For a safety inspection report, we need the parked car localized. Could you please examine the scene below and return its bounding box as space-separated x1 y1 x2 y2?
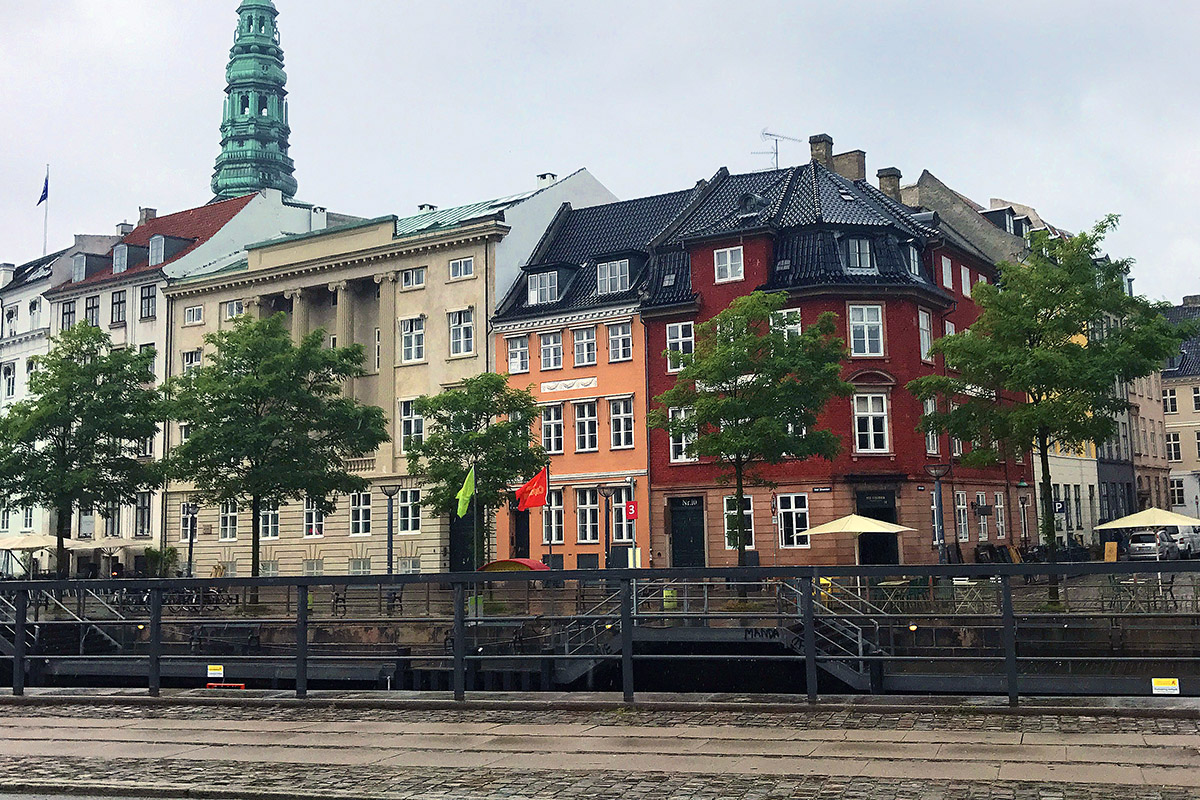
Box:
1128 531 1181 561
1165 526 1200 559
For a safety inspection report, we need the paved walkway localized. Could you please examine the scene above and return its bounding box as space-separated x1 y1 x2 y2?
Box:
2 695 1200 798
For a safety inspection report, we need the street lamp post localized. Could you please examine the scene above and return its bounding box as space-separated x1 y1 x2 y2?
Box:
182 500 198 578
924 464 952 565
381 484 401 576
597 485 616 568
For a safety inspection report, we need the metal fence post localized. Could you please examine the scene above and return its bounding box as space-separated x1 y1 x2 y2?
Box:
148 588 162 697
12 590 27 696
802 574 818 703
1001 575 1018 707
295 584 308 699
620 577 634 703
453 582 466 701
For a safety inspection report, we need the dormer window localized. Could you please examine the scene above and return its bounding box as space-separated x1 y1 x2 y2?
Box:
846 238 875 274
113 245 128 274
149 236 165 267
907 244 921 277
714 246 744 283
72 254 86 283
597 259 630 295
528 272 558 305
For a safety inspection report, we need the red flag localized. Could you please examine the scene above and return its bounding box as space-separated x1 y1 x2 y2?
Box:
515 467 549 511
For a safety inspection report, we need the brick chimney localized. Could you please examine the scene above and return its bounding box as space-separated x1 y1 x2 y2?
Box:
809 134 833 168
832 150 866 181
138 207 156 226
116 222 134 236
1184 295 1200 307
877 167 902 201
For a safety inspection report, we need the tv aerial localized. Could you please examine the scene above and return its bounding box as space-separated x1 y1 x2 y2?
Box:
753 129 806 170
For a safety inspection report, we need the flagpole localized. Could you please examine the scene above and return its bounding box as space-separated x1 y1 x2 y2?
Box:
42 164 49 256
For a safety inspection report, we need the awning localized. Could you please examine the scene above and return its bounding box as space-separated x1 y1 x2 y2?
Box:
478 558 551 572
1094 508 1200 531
802 514 916 537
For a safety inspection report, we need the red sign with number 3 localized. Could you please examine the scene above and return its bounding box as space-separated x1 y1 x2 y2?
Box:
625 501 638 520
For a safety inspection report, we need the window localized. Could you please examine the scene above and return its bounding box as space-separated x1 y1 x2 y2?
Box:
72 254 85 283
846 238 874 273
941 256 953 288
22 506 34 531
350 491 372 535
400 317 425 362
113 245 128 274
668 407 696 463
302 559 324 577
448 309 473 356
224 300 244 320
111 290 126 325
135 492 152 537
184 305 204 325
259 561 279 578
543 489 564 544
541 405 563 453
219 560 238 579
1167 432 1181 462
257 499 279 539
304 498 324 537
666 322 694 372
992 492 1005 539
1164 388 1178 414
976 492 989 540
401 267 426 289
397 489 421 533
772 309 802 339
138 434 154 458
1074 484 1082 530
848 305 883 356
609 397 634 449
611 486 634 543
149 235 165 266
778 493 810 548
853 394 889 453
723 495 754 549
61 301 75 329
540 332 563 370
0 507 8 530
507 335 529 373
918 309 933 361
101 501 121 537
1062 484 1073 530
573 327 597 366
449 257 474 280
374 327 381 370
179 423 191 441
955 491 969 542
527 272 558 305
182 349 201 373
1193 386 1199 411
1 363 14 399
924 397 939 454
84 296 100 326
1171 478 1186 506
348 558 372 576
907 244 922 276
961 266 972 297
219 500 238 541
399 400 423 451
574 401 598 452
576 489 599 543
714 246 744 283
944 320 956 337
597 259 630 294
396 557 421 574
607 322 632 362
140 286 156 319
1195 429 1200 459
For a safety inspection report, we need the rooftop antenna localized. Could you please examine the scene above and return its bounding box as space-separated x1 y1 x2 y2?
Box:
753 129 806 170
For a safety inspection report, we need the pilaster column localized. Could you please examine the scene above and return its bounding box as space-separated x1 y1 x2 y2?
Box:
374 272 398 469
329 281 355 399
245 295 266 320
285 288 307 341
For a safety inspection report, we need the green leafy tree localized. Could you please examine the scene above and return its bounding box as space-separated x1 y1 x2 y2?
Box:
167 314 389 579
909 217 1192 593
0 324 164 577
650 291 852 565
406 372 546 570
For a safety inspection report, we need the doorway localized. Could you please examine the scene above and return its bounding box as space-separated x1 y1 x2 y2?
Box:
448 513 474 572
668 496 706 567
512 509 530 560
856 490 897 523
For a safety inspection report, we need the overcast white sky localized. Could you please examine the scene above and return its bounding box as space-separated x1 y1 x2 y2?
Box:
2 1 1197 301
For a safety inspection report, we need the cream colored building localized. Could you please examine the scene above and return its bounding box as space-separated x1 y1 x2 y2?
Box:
163 172 615 577
1163 303 1200 516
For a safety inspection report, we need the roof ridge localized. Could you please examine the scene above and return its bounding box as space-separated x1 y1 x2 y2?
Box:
809 161 823 222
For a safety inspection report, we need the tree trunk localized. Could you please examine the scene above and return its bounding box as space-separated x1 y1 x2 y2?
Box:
1036 432 1060 604
250 494 261 605
55 503 71 580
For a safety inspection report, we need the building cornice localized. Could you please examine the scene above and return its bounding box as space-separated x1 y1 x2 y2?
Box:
0 327 49 349
46 270 164 303
493 304 639 334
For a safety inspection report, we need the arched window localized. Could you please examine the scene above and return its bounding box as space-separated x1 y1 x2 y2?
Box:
259 98 269 117
240 94 250 116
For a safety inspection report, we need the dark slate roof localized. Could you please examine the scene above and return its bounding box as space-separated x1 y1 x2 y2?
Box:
763 230 949 298
641 250 694 308
1163 304 1200 378
2 248 68 294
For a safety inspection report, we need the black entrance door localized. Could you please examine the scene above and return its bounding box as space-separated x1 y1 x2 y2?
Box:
449 513 474 572
856 490 900 565
669 496 706 567
512 509 530 559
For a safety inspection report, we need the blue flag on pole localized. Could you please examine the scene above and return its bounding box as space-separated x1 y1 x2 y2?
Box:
37 174 48 206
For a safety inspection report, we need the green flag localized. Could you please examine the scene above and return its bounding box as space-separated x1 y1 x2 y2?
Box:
456 466 475 518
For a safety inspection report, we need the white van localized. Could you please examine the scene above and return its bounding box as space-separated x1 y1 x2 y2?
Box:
1163 526 1200 559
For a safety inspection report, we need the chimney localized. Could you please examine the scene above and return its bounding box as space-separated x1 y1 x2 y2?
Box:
832 150 866 181
877 167 902 201
417 203 438 213
536 172 558 190
116 221 134 236
1184 295 1200 307
138 207 156 226
809 133 833 168
0 264 13 289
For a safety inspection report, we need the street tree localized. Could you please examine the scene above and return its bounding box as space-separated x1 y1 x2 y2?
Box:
0 323 164 577
909 217 1192 589
405 372 546 569
167 313 389 579
649 291 852 565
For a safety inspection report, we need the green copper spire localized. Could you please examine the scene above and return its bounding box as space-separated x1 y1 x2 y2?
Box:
211 0 298 199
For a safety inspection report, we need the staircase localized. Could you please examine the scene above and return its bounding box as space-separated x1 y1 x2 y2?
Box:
778 579 888 691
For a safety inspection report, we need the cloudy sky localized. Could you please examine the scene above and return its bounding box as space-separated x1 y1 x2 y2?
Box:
2 1 1197 301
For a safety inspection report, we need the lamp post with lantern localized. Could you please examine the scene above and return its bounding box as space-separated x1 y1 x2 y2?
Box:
597 485 616 568
381 484 401 575
924 463 951 564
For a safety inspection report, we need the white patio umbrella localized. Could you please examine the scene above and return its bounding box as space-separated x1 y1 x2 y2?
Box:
1094 508 1200 530
802 514 916 537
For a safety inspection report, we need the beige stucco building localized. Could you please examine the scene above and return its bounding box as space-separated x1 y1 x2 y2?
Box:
1163 300 1200 516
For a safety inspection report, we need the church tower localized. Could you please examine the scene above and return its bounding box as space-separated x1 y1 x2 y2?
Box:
211 0 298 199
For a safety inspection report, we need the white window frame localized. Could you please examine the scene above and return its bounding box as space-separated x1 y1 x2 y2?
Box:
772 309 802 339
541 405 564 454
714 246 744 283
597 259 630 295
113 245 128 274
1171 478 1186 506
1167 432 1181 462
540 331 563 370
941 256 953 289
401 267 426 289
182 349 202 374
348 557 372 576
1 363 14 399
944 320 956 337
576 489 599 543
666 322 694 373
449 256 474 280
178 509 197 546
611 486 635 543
374 327 381 370
22 506 34 531
955 491 969 542
400 316 425 363
924 397 939 455
848 304 884 357
778 493 810 548
918 308 933 362
573 326 597 367
853 393 889 453
350 491 372 535
219 500 238 541
723 495 754 549
574 400 598 453
994 492 1006 540
304 497 324 537
507 335 529 373
224 300 245 320
607 322 633 362
260 499 279 540
395 556 421 574
184 305 204 325
527 272 558 305
149 235 165 267
977 491 989 541
302 558 324 577
668 407 697 463
609 397 635 450
397 489 421 533
846 238 874 273
399 399 423 452
908 244 921 276
1164 388 1178 414
543 489 564 545
448 309 474 356
961 266 973 297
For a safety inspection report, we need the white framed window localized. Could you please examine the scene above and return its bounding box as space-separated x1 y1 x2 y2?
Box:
219 500 238 541
182 349 201 374
139 286 156 319
219 560 238 579
507 335 529 373
611 486 635 543
71 254 86 283
918 309 933 361
540 331 563 370
1192 386 1200 411
723 495 754 549
950 402 963 456
304 497 324 537
399 399 424 451
0 507 8 531
84 296 100 326
259 560 279 577
977 491 989 541
396 556 421 574
401 267 426 289
961 266 972 297
449 257 474 280
714 246 744 283
573 327 597 366
179 423 191 441
848 305 883 356
1 363 14 399
133 493 151 537
349 557 372 576
541 405 564 453
994 492 1006 539
778 493 810 548
853 393 889 453
184 305 204 325
111 290 126 325
597 259 630 294
1164 388 1178 414
113 245 128 274
955 491 969 542
22 506 34 531
527 272 558 305
941 256 953 288
224 300 245 320
350 491 372 535
448 310 473 356
303 558 324 577
666 322 694 372
1171 478 1186 506
149 235 165 266
908 244 921 276
397 489 421 533
103 501 121 537
924 397 939 455
668 407 697 463
61 300 76 329
576 489 599 543
400 316 425 363
772 309 802 339
179 503 198 542
260 499 279 540
609 397 634 449
1167 432 1181 462
543 489 564 545
846 238 874 273
374 327 381 370
607 322 633 362
574 400 598 452
944 320 956 337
